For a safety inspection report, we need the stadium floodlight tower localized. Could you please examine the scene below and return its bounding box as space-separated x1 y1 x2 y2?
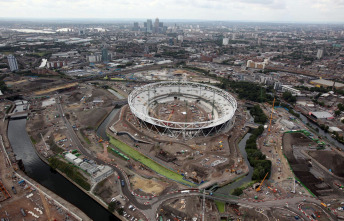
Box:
128 81 237 140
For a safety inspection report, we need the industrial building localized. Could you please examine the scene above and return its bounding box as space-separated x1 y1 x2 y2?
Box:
281 85 301 96
310 111 334 120
310 79 344 89
91 166 114 183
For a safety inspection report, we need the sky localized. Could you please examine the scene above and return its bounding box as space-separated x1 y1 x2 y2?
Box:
1 0 344 23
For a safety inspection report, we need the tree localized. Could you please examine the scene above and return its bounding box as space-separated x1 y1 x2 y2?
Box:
108 202 118 212
232 188 243 196
116 208 124 215
282 91 296 103
335 110 341 117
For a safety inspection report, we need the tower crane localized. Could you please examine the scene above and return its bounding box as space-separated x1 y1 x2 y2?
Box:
268 98 276 132
256 172 269 192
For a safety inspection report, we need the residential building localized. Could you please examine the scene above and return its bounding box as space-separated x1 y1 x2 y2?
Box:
7 54 18 72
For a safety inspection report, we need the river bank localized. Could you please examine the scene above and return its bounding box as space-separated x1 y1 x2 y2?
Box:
0 131 91 221
6 117 119 221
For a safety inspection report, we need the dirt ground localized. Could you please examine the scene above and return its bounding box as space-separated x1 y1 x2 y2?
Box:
77 107 111 128
308 150 344 178
152 100 209 123
111 104 247 186
282 133 331 196
301 203 331 221
160 196 219 221
92 174 119 203
130 175 167 195
34 83 78 95
268 207 301 221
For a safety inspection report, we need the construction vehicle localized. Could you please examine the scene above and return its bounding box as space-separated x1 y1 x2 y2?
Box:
256 172 269 192
321 202 327 208
233 208 241 216
268 186 277 193
268 98 275 132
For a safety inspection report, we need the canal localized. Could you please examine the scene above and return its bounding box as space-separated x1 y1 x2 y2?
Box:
7 118 119 221
215 132 254 194
96 108 120 141
298 113 344 150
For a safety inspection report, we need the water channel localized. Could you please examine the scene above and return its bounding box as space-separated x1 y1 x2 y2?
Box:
215 132 254 194
298 113 344 150
7 118 119 221
96 108 120 141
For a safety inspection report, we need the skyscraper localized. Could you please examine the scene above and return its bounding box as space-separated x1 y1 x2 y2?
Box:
133 22 139 31
146 19 153 33
222 38 229 46
7 54 18 72
154 18 159 33
102 48 109 62
317 49 324 59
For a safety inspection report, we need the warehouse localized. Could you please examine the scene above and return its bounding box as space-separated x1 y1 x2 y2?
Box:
310 111 334 120
310 79 344 89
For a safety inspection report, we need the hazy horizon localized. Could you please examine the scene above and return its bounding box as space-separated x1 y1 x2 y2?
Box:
1 0 344 24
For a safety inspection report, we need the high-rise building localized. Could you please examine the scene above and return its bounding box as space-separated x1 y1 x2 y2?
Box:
146 19 153 33
154 18 159 33
7 54 18 72
102 48 109 62
133 22 139 31
317 49 324 59
258 38 262 45
232 33 236 40
222 38 229 46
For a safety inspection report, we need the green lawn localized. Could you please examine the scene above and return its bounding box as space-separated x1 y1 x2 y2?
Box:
215 201 225 213
108 135 196 187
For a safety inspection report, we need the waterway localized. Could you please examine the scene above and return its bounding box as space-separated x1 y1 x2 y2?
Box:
215 132 254 194
298 114 344 150
7 118 119 221
97 108 120 141
108 89 125 100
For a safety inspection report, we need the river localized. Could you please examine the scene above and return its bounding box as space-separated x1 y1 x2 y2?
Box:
298 114 344 150
7 118 119 221
215 132 253 194
97 108 120 141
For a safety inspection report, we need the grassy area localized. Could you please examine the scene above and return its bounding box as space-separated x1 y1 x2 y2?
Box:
30 136 37 144
80 129 91 144
108 135 196 187
230 180 256 195
215 201 225 213
48 157 90 191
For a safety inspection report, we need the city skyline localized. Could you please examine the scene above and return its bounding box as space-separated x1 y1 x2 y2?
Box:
1 0 344 23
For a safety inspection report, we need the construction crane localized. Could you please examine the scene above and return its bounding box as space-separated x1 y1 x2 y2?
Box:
167 109 174 121
202 190 205 221
268 98 275 132
256 172 269 192
0 180 11 200
37 185 52 220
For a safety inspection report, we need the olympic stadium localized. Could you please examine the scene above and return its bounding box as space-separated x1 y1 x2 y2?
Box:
128 81 237 139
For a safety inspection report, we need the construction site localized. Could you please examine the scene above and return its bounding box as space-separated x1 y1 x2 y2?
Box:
3 68 344 221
